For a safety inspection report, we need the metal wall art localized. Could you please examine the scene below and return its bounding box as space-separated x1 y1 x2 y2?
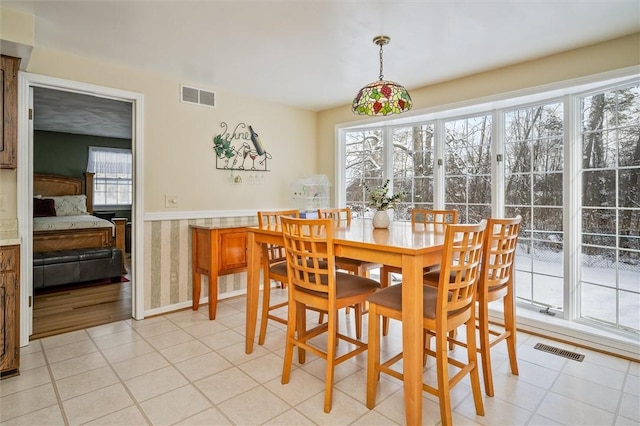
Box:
213 122 272 171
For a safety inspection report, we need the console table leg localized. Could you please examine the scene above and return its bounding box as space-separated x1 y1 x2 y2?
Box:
192 272 201 311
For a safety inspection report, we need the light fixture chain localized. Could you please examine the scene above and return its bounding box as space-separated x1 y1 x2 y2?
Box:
378 43 384 81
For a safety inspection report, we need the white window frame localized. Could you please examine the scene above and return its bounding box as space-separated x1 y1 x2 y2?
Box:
337 68 640 343
86 146 133 209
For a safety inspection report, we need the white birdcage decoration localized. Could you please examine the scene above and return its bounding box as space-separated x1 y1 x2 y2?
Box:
291 175 331 213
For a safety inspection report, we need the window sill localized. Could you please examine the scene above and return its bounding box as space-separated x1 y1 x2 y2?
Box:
489 305 639 361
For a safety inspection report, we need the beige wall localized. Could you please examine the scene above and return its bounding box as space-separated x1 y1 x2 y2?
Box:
317 33 640 186
0 7 34 46
18 48 317 214
1 5 318 218
1 8 320 311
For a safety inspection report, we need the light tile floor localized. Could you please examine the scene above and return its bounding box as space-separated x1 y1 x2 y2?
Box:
1 289 638 425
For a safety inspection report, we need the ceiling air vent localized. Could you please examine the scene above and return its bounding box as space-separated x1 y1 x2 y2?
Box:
181 85 216 108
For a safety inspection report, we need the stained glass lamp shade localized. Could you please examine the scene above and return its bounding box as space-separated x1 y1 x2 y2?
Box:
352 36 412 116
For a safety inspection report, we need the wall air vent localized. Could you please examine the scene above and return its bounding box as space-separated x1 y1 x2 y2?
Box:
181 84 216 108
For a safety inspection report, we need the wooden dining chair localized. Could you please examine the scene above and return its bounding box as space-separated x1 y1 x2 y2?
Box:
425 216 522 396
378 208 458 335
317 207 382 338
280 217 380 413
477 216 521 396
256 209 299 345
366 221 486 426
318 207 382 278
380 208 458 285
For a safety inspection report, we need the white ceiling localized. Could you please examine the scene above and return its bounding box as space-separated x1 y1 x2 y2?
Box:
5 0 640 138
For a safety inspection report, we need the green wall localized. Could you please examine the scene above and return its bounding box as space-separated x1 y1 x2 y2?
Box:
34 130 131 178
34 131 132 220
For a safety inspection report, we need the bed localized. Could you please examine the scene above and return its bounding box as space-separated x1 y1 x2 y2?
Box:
33 172 126 254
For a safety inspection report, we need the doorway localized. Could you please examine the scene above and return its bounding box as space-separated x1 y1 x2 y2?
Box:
17 73 145 345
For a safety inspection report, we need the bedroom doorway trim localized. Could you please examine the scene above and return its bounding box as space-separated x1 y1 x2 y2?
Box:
17 72 145 346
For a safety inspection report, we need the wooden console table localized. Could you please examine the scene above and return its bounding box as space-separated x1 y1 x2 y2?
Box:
191 225 249 319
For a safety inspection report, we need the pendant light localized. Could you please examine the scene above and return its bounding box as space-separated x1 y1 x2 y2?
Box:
352 35 412 116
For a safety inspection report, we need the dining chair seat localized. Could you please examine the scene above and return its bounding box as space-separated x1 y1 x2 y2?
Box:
268 261 288 276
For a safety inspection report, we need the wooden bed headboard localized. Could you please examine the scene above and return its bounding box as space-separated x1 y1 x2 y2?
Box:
33 172 95 214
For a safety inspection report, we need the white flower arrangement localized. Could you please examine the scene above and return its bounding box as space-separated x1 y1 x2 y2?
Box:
364 179 404 211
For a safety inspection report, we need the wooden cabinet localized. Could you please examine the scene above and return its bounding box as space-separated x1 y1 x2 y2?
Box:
1 55 21 169
218 229 248 272
1 245 20 378
191 226 248 320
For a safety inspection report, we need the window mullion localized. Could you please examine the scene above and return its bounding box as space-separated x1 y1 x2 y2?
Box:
335 129 346 208
564 93 581 321
493 110 505 217
433 119 445 209
383 126 395 218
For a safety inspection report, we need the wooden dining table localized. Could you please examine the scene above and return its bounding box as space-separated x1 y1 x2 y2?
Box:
244 218 447 425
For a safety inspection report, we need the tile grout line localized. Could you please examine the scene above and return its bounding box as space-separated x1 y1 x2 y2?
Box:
84 322 155 425
41 337 72 426
140 313 238 425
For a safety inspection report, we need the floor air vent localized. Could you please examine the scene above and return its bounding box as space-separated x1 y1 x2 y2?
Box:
534 343 585 362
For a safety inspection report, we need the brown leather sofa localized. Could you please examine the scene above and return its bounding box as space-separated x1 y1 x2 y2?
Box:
33 247 123 290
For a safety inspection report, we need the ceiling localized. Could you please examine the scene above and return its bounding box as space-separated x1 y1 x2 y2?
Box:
5 0 640 139
33 87 133 139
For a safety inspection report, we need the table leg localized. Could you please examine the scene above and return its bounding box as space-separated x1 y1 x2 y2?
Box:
245 231 260 354
207 271 218 319
192 230 201 311
192 271 201 311
402 254 423 425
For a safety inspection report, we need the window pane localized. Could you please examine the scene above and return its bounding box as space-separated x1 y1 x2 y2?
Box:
582 208 617 247
619 290 640 331
504 101 564 312
581 246 617 287
582 129 617 169
581 283 617 324
392 124 435 221
619 170 640 208
345 129 384 216
87 146 132 207
444 114 492 225
580 83 640 333
505 174 530 206
582 170 616 207
533 137 564 172
533 172 562 206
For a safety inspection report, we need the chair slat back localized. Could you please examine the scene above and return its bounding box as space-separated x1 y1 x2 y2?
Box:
438 221 486 314
258 209 299 227
411 209 458 226
281 217 335 296
317 208 352 226
257 209 300 263
481 216 521 295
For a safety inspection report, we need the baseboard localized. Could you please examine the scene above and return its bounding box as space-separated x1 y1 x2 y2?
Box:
143 288 248 318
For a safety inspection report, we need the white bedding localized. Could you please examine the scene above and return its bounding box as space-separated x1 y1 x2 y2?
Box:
33 215 115 235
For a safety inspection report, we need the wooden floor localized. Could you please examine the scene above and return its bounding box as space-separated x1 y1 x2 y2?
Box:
31 256 132 340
